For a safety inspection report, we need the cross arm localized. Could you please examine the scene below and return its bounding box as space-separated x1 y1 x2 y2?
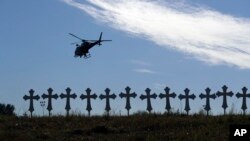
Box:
151 93 157 99
52 94 59 99
171 93 177 98
80 94 85 100
71 93 77 99
99 94 106 100
159 93 165 99
178 95 185 100
110 94 116 99
42 93 47 99
140 95 147 100
216 91 223 97
210 94 216 99
228 91 234 97
235 92 250 98
131 92 137 98
34 95 40 100
23 95 29 100
199 93 206 99
119 92 125 98
190 94 196 99
236 92 242 98
92 93 97 99
60 93 66 98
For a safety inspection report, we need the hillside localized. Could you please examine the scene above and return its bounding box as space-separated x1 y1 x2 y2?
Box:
0 114 250 141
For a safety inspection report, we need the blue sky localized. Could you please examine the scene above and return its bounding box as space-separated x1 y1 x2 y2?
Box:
1 0 250 116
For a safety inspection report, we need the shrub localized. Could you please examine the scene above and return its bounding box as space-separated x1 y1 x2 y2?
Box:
0 103 15 116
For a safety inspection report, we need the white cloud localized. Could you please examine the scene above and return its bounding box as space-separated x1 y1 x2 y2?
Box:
133 68 156 74
64 0 250 69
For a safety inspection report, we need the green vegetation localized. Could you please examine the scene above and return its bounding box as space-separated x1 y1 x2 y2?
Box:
1 112 250 141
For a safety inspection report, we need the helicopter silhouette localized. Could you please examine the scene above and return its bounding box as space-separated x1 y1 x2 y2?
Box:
69 32 112 58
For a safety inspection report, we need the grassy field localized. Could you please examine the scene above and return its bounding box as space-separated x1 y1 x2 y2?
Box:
1 113 250 141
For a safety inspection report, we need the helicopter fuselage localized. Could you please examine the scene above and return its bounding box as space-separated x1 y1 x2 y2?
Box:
74 41 100 58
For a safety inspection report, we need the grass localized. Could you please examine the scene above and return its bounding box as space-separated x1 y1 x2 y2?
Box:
1 113 250 141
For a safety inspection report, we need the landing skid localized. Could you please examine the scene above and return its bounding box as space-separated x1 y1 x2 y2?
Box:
84 54 91 59
74 54 91 59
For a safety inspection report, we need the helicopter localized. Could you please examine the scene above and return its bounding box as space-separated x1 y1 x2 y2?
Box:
69 32 112 58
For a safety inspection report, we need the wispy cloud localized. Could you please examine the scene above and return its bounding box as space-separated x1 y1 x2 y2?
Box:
133 68 156 74
130 60 156 74
64 0 250 69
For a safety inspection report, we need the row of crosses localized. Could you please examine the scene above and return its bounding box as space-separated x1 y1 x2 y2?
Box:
23 85 250 117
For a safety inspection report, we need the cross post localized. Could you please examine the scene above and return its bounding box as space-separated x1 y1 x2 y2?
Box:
199 87 216 116
60 87 77 117
23 89 40 118
178 88 196 115
140 88 157 113
80 88 97 117
42 88 58 117
99 88 116 116
119 86 137 116
236 87 250 115
159 87 176 113
216 85 233 115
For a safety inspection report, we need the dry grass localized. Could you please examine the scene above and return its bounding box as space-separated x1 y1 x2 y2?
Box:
1 113 250 141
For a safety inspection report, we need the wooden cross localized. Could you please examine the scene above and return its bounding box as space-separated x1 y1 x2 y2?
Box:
80 88 97 117
216 85 233 115
42 88 58 117
23 89 40 117
236 87 250 115
159 87 176 113
99 88 116 116
199 87 216 116
178 88 196 115
119 86 137 116
140 88 157 113
60 87 77 117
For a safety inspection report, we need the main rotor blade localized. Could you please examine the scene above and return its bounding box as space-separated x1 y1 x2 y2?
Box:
86 40 99 42
71 41 81 45
69 33 85 41
101 40 112 42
